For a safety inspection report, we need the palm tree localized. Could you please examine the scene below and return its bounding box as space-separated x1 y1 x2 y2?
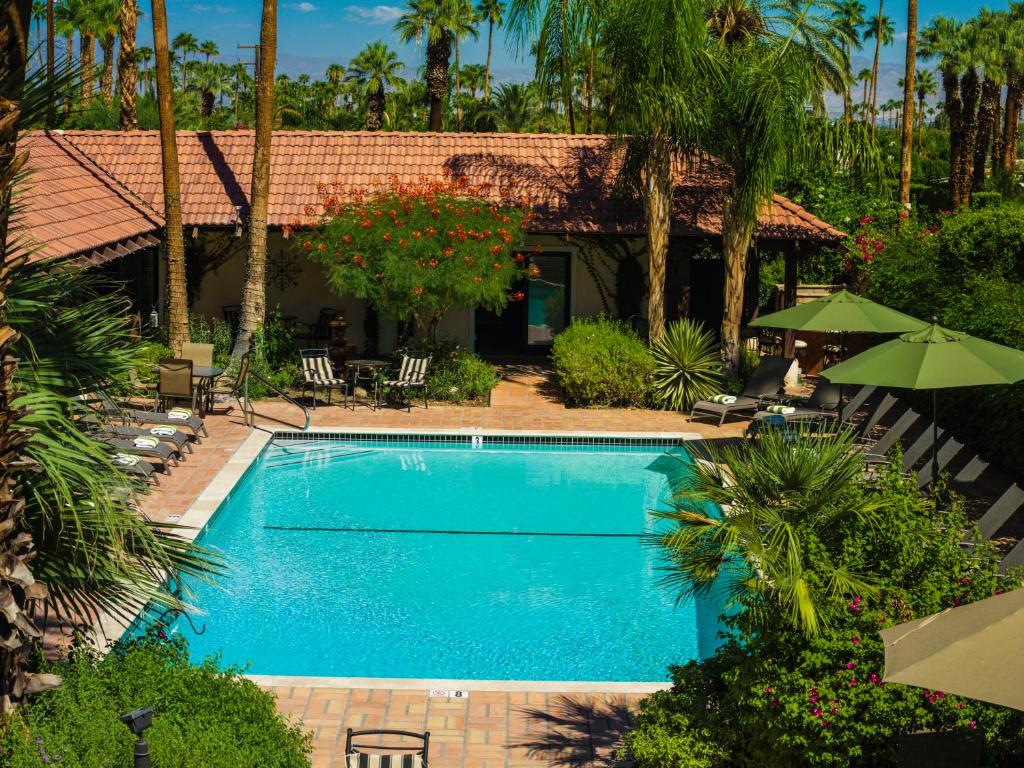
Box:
348 41 403 130
136 44 152 95
857 66 872 115
914 67 936 149
920 16 962 201
190 61 228 117
395 0 461 131
971 10 1007 193
117 0 138 128
651 430 878 638
151 0 189 349
897 0 917 205
0 0 63 711
863 11 894 136
46 0 54 120
952 20 983 206
449 0 478 128
997 5 1024 182
491 81 534 130
233 0 277 358
605 0 705 341
461 62 487 99
94 0 119 103
476 0 503 99
171 30 197 91
67 0 98 104
834 0 866 123
53 0 76 112
199 39 219 63
32 1 45 68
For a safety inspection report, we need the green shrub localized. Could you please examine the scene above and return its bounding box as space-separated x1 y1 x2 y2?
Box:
424 345 499 403
551 316 654 407
650 319 722 410
970 191 1003 209
0 632 311 768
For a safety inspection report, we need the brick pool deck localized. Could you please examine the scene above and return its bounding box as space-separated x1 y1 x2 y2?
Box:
135 367 742 767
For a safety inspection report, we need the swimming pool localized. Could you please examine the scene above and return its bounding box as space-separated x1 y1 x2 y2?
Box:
160 434 723 682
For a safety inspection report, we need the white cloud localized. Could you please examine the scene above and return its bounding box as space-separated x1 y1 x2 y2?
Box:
189 3 235 13
344 4 403 24
285 2 319 12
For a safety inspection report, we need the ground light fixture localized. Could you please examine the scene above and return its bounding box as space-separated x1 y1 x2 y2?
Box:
119 707 154 768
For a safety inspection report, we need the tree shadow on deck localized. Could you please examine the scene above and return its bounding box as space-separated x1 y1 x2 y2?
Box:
509 695 637 768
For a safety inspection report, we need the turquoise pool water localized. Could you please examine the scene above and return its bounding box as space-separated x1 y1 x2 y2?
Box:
161 437 723 681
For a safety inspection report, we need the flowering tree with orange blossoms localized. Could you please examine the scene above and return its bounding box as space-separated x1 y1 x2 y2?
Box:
299 175 533 343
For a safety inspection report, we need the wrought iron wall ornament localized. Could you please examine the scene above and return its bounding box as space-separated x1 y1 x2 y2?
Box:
267 248 303 291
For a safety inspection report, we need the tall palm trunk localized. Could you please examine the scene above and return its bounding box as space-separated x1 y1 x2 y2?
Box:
425 33 449 131
99 32 114 103
720 193 756 379
843 41 853 123
0 0 61 713
45 0 53 122
79 31 94 104
990 90 1002 178
898 0 916 205
942 66 964 207
972 76 999 192
484 18 493 100
861 77 869 119
117 0 137 129
642 134 670 341
62 32 71 114
233 0 277 358
868 0 883 136
957 67 981 207
151 0 188 350
917 91 925 150
453 36 461 129
1000 76 1021 179
367 86 384 130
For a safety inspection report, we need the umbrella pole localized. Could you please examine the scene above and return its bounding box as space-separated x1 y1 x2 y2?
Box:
932 389 939 488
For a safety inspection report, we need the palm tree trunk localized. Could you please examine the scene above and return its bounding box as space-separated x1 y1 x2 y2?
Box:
454 36 461 129
990 90 1002 179
585 37 595 133
118 0 137 129
425 33 449 131
80 31 94 104
150 0 188 350
45 0 53 122
62 32 71 114
367 86 383 130
0 0 61 713
898 0 916 205
869 0 883 136
972 76 998 192
957 67 981 207
233 0 277 358
917 92 924 150
642 134 670 341
484 19 493 100
100 32 115 103
942 66 963 208
861 78 869 120
843 42 852 124
720 195 756 379
1000 77 1021 179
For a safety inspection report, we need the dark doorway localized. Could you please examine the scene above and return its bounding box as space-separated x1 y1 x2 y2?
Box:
475 251 572 355
689 251 724 333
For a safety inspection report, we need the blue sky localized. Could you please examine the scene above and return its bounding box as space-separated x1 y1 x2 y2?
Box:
141 0 1011 98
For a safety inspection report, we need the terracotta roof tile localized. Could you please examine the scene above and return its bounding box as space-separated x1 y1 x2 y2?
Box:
15 132 163 263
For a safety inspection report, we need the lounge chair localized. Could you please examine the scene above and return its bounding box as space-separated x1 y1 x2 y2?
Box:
101 436 180 473
345 729 430 768
689 356 794 426
382 354 431 411
95 390 208 440
110 452 160 486
102 423 193 455
750 380 841 427
300 348 350 409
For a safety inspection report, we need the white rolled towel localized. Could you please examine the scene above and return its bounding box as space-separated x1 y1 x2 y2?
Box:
710 394 737 404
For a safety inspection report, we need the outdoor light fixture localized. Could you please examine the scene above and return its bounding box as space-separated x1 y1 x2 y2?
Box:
234 205 244 237
191 226 199 239
120 707 154 768
148 307 159 330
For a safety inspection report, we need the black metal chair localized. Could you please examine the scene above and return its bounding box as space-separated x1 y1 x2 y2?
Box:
297 307 340 347
300 348 350 409
222 305 242 334
345 728 430 768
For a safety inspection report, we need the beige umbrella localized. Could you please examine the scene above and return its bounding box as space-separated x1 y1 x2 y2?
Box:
880 589 1024 710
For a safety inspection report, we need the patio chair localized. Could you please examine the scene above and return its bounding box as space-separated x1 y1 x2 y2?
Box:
95 390 208 440
382 354 431 412
749 380 841 429
157 358 200 413
110 451 160 486
209 352 249 412
101 436 178 474
300 348 350 409
689 356 794 427
296 308 339 348
95 421 193 455
178 342 214 368
345 729 430 768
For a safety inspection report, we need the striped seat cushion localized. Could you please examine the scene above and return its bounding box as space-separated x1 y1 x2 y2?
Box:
346 753 423 768
302 353 344 384
384 355 430 387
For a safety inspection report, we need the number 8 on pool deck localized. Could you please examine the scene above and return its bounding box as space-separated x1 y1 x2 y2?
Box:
429 690 469 698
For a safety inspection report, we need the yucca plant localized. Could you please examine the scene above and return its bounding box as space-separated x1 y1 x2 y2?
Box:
650 318 723 411
650 429 881 637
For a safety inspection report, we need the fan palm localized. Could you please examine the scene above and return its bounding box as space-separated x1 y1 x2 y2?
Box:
93 0 118 103
650 429 879 637
171 30 197 90
833 0 865 122
862 11 894 135
395 0 463 131
198 39 219 62
970 10 1007 193
189 61 228 117
914 67 936 149
491 81 535 130
897 0 917 204
476 0 503 98
348 41 404 130
448 0 478 127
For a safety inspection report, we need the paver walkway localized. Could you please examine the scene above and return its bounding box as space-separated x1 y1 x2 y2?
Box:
130 364 737 765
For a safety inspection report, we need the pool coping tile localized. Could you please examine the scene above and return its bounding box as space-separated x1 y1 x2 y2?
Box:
247 674 672 694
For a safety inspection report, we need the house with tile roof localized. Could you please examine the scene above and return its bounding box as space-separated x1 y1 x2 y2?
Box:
17 129 843 354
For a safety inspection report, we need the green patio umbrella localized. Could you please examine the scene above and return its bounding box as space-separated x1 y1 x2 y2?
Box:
750 289 927 405
823 321 1024 485
749 289 928 335
880 589 1024 710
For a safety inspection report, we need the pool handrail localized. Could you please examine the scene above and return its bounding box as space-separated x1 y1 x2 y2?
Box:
242 370 311 432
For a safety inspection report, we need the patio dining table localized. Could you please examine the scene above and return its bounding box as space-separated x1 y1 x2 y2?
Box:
153 364 224 416
345 359 389 408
